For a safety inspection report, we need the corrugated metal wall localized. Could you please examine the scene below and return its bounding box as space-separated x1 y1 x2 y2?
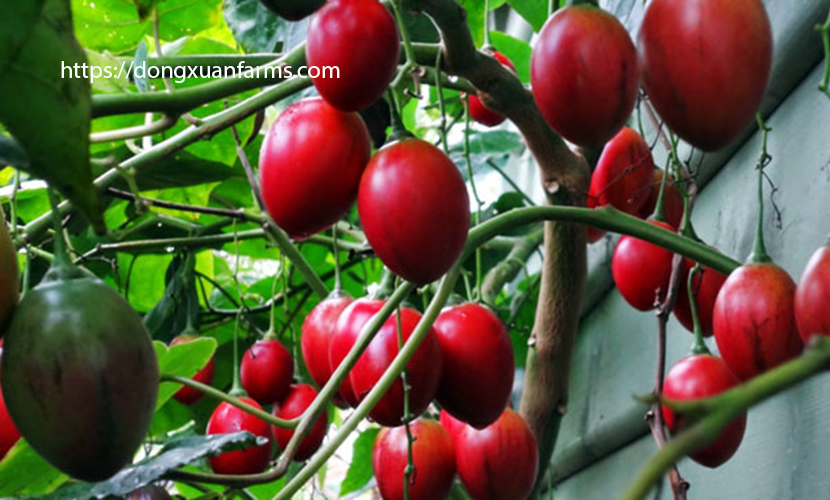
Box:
548 1 830 498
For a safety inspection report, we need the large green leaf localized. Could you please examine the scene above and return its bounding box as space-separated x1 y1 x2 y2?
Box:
38 432 263 500
458 0 486 48
508 0 549 32
72 0 224 53
0 0 102 230
155 337 218 409
339 427 380 496
0 441 66 497
490 31 532 84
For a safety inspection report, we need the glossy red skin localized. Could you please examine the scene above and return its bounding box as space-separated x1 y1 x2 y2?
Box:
587 127 655 242
301 294 353 397
272 384 327 461
329 298 384 407
795 246 830 342
638 170 685 229
674 259 727 338
467 52 517 127
306 0 400 111
170 334 215 405
531 6 639 149
713 263 803 381
373 420 456 500
638 0 772 151
455 409 539 500
612 221 684 311
350 305 442 426
439 409 465 444
240 339 294 405
0 351 21 459
260 98 371 239
207 398 272 475
662 354 746 467
358 139 470 285
433 303 514 429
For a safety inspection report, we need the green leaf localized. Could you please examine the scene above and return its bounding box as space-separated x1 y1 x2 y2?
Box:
0 136 29 171
73 0 223 53
143 253 200 341
39 433 263 500
339 427 380 496
0 0 103 231
458 0 486 47
84 49 133 93
507 0 549 32
155 337 217 410
490 31 532 84
223 0 309 53
0 440 67 497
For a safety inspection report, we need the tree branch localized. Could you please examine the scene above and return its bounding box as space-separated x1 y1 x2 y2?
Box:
481 228 544 305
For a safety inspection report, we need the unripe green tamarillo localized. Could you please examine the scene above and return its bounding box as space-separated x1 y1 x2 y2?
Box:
0 204 19 332
1 264 158 481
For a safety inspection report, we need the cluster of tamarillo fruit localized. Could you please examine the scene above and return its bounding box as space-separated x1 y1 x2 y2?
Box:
172 296 537 499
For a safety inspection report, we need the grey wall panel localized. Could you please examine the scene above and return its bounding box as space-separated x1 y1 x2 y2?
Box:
550 54 830 491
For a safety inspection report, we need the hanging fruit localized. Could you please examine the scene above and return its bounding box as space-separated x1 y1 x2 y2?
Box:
531 5 639 148
358 138 470 285
638 0 773 150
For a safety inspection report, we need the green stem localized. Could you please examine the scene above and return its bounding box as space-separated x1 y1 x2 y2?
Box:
391 0 417 66
650 159 670 223
91 44 307 117
261 218 329 299
463 98 484 301
45 189 70 268
332 226 343 291
396 293 415 500
749 115 773 264
624 337 830 500
25 76 312 243
483 0 491 47
468 205 740 275
687 265 709 355
818 8 830 98
434 50 451 156
160 374 296 428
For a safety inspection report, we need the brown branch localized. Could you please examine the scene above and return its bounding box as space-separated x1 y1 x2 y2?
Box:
647 251 690 500
410 1 590 494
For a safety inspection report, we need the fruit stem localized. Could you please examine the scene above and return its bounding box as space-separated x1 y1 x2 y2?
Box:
375 268 397 300
386 90 412 141
817 8 830 99
160 374 298 428
463 98 484 301
230 310 245 397
749 115 772 264
263 258 283 341
391 0 417 71
45 187 71 268
395 282 416 500
434 50 451 155
649 159 670 223
332 226 343 292
687 265 710 356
